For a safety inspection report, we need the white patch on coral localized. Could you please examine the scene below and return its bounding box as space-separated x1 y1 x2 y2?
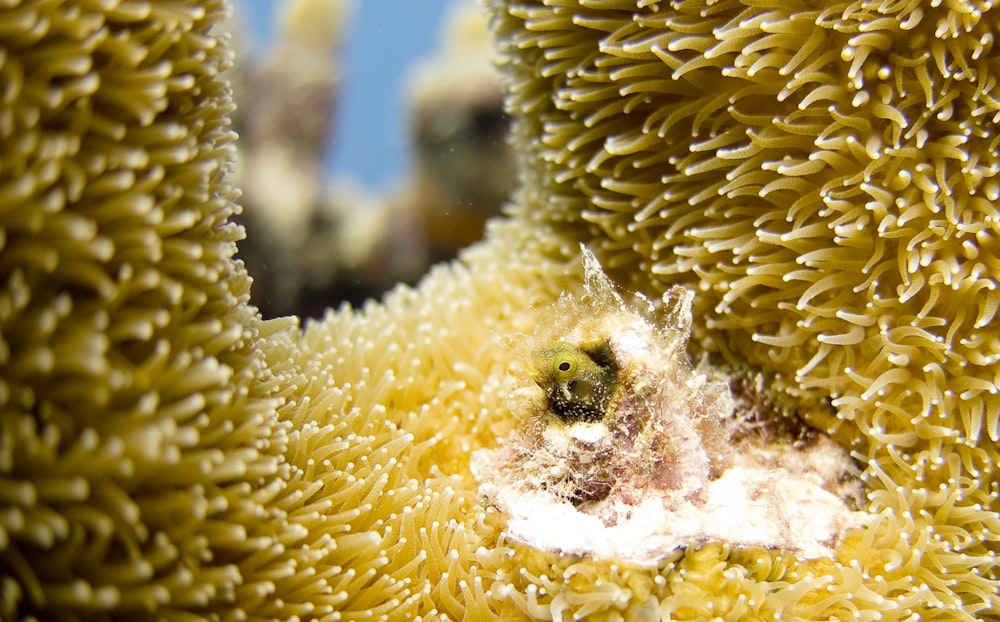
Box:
560 422 607 445
473 248 865 566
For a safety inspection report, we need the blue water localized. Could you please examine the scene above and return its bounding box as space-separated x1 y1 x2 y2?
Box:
236 1 454 190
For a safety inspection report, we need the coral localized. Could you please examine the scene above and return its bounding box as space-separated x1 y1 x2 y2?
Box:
2 0 1000 621
0 0 287 616
480 0 1000 617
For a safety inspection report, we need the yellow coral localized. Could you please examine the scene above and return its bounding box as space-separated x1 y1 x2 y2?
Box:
481 0 1000 617
0 0 311 617
2 0 1000 620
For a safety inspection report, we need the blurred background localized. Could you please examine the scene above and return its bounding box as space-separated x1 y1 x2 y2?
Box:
230 0 516 318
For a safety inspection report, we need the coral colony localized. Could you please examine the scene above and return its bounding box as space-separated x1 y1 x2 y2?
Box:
3 0 1000 619
475 250 864 565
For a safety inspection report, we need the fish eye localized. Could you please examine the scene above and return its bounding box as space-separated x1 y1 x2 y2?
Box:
555 357 577 376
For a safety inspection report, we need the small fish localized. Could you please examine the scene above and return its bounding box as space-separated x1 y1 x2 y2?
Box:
532 341 618 422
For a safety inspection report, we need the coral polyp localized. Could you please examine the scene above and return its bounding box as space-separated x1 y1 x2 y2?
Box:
474 249 864 565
